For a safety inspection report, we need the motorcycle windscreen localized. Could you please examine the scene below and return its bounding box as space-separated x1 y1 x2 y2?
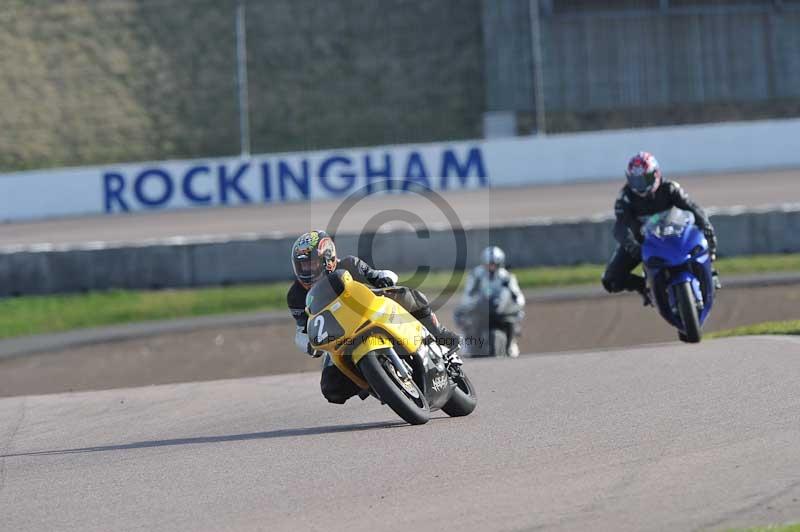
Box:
642 208 695 240
306 271 346 315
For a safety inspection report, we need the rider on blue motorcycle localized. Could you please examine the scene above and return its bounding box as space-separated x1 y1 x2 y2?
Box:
602 152 720 305
287 230 462 404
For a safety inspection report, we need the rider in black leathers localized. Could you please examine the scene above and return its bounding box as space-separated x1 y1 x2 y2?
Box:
287 230 461 404
602 152 719 304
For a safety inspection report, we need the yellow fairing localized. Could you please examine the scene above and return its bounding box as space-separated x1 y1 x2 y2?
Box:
330 353 370 389
350 335 394 364
308 271 425 389
329 334 393 390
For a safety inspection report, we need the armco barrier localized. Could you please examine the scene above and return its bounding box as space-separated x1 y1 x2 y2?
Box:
1 207 799 296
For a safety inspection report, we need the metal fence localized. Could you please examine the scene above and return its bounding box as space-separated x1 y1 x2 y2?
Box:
487 0 800 134
1 0 799 172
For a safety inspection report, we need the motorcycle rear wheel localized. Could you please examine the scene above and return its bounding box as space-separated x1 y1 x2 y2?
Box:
676 281 702 343
358 348 430 425
442 370 477 417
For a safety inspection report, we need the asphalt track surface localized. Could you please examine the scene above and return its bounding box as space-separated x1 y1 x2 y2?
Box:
2 169 799 248
2 336 800 532
2 169 799 531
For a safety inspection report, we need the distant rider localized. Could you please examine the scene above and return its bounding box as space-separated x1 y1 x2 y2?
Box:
455 246 525 357
602 152 720 305
287 230 462 404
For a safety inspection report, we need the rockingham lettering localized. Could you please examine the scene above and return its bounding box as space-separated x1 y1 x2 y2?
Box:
101 146 488 213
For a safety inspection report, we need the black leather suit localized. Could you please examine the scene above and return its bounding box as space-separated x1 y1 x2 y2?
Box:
602 180 717 294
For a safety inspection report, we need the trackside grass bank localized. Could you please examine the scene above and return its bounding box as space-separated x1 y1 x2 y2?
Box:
709 320 800 338
1 253 800 340
728 524 800 532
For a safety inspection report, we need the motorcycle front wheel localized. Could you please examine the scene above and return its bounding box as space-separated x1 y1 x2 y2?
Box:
676 281 702 343
358 348 430 425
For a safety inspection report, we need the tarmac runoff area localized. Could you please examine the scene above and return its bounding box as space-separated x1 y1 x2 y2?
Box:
1 274 799 398
1 336 799 532
1 169 799 248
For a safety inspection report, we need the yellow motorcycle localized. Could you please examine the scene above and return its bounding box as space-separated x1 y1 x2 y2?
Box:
306 270 477 425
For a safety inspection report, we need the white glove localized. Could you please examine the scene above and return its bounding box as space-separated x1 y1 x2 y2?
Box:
294 327 310 354
372 269 398 288
295 326 325 357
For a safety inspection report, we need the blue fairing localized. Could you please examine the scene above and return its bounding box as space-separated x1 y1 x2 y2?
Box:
641 209 715 332
642 222 706 268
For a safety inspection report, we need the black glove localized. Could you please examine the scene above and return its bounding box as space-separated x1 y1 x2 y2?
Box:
306 343 323 358
623 240 642 258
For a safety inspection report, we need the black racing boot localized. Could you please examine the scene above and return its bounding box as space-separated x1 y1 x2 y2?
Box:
418 313 463 365
627 275 652 307
637 286 653 307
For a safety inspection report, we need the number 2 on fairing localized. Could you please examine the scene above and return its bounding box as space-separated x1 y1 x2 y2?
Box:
314 314 328 342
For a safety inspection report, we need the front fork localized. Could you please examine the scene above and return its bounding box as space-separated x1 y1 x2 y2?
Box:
647 269 704 316
667 276 704 316
386 348 412 380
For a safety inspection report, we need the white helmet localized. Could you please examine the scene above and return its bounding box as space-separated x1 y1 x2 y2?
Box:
481 246 505 270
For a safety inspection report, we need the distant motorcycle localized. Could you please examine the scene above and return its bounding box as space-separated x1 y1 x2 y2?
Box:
455 284 522 357
641 208 716 343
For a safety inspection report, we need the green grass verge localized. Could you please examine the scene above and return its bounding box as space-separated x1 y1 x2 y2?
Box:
728 524 800 532
709 320 800 339
1 253 800 341
0 285 287 340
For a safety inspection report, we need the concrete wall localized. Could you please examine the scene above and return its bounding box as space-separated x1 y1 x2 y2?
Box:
3 207 800 296
5 118 800 221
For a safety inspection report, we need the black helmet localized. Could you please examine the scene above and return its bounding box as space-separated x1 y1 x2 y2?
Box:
291 230 338 287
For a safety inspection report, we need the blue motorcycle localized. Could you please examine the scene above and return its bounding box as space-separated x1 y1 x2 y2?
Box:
641 208 715 343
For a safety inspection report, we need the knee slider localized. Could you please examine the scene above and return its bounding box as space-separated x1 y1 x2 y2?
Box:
602 273 621 293
320 379 350 404
322 391 350 405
